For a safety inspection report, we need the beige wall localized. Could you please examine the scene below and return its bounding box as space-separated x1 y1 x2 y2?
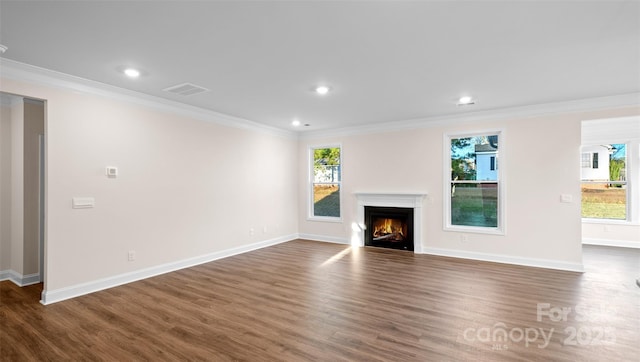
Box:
0 77 299 294
0 99 12 271
583 222 640 247
10 96 24 275
298 107 640 268
23 99 45 276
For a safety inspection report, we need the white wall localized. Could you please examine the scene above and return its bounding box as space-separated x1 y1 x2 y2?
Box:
298 107 640 270
0 77 299 301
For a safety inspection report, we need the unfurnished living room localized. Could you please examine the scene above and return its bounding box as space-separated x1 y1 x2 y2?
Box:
0 1 639 361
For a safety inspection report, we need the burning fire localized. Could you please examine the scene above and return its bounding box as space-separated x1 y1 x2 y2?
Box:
372 218 406 241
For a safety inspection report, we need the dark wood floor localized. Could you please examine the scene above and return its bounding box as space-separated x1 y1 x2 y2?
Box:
1 240 639 361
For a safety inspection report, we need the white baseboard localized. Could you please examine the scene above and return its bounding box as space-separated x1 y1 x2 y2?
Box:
297 235 584 272
582 238 640 249
41 234 297 305
21 273 41 286
297 233 350 245
0 270 41 286
298 234 584 272
422 247 585 272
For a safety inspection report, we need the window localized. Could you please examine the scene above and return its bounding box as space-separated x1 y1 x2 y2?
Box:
581 144 627 220
445 131 504 233
310 146 341 219
581 153 591 168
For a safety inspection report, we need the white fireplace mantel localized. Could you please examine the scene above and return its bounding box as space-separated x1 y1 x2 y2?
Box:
354 192 427 253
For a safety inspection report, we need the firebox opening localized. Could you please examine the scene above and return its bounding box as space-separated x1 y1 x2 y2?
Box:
372 218 407 242
364 206 414 251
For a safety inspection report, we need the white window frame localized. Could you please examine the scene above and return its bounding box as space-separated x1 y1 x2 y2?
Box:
308 144 343 222
581 142 638 224
443 130 506 235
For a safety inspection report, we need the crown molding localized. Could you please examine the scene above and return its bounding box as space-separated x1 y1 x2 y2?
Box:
299 93 640 140
0 58 296 139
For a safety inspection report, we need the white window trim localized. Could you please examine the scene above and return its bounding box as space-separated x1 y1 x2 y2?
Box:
307 144 343 222
443 129 506 235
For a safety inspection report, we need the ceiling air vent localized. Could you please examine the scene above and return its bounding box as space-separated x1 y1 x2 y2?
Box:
163 83 210 96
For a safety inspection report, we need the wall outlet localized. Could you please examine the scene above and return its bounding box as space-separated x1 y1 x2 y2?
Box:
460 234 469 243
263 226 268 234
127 250 136 261
105 166 118 178
560 194 573 203
250 228 255 236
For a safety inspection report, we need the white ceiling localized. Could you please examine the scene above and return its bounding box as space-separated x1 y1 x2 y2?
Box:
1 1 638 132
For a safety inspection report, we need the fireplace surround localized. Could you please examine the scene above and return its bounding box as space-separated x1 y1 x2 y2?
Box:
354 193 426 253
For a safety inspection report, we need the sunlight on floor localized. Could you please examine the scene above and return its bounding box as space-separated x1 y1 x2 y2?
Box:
320 246 361 267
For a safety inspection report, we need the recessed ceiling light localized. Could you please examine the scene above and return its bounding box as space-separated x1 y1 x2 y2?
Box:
315 86 330 95
292 120 301 127
124 68 140 78
457 96 475 106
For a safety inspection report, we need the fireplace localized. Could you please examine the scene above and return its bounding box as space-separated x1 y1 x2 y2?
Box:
364 206 414 251
355 192 426 253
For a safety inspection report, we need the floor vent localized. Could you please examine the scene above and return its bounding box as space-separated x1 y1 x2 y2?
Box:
163 83 210 96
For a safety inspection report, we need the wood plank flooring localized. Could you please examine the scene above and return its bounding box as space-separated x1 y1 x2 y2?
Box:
1 240 639 361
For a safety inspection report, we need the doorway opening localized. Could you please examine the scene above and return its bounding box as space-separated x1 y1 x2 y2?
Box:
0 92 46 298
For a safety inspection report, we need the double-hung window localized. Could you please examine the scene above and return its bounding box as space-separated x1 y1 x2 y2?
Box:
581 153 592 168
309 146 341 220
445 131 504 234
581 144 628 220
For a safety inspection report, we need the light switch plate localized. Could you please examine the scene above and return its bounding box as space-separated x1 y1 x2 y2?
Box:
106 166 118 177
560 194 573 203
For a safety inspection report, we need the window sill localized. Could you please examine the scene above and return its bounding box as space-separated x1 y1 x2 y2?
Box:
307 216 343 223
444 225 505 236
582 219 639 226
